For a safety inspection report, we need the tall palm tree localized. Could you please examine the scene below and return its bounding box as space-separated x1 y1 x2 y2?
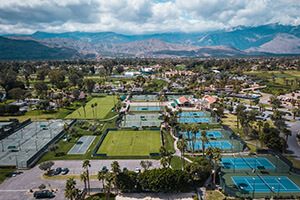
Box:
177 138 187 169
111 161 121 193
82 160 91 195
283 128 292 152
212 148 222 185
105 172 114 200
91 103 95 118
82 101 87 118
65 178 79 200
200 130 208 156
97 171 106 192
80 171 88 192
94 102 98 118
191 124 198 154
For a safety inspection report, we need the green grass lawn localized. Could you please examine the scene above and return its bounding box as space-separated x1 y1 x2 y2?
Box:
170 156 182 170
245 70 300 95
97 130 161 156
205 190 225 200
163 131 175 153
66 96 117 119
0 168 15 184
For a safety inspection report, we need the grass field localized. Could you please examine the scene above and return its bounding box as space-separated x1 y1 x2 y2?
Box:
97 130 161 156
66 96 117 119
245 70 300 95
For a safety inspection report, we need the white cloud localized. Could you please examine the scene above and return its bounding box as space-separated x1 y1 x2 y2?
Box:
0 0 299 34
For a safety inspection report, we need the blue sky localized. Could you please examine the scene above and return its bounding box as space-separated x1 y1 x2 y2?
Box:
0 0 299 34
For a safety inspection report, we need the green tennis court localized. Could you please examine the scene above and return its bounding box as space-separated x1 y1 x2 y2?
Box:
97 130 161 156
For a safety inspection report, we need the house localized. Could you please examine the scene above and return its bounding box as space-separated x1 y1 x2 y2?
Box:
203 95 217 109
175 96 193 107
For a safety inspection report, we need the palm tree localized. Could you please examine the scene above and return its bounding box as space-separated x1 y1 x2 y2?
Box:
80 171 88 192
91 104 95 118
94 102 98 118
82 160 91 195
177 138 187 169
82 101 87 118
105 172 114 200
205 147 214 161
200 130 208 156
65 178 79 200
212 148 221 185
283 128 292 152
191 124 198 154
98 171 106 192
111 161 120 193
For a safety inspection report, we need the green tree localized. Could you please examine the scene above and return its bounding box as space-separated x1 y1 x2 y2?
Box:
34 81 48 98
82 160 91 195
177 138 187 169
200 130 208 156
39 161 54 175
65 178 80 200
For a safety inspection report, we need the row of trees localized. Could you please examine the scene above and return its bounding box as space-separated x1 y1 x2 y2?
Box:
64 158 212 200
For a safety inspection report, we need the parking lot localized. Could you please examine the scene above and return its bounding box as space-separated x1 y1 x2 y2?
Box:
0 160 160 200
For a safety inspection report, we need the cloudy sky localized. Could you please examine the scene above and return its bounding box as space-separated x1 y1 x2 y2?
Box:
0 0 300 34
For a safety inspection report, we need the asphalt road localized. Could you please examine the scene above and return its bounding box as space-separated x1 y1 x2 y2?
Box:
0 160 160 200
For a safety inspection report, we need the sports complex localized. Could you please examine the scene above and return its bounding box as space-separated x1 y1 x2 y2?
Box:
220 153 300 198
0 120 73 168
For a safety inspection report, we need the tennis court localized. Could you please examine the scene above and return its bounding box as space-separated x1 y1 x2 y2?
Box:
188 140 232 150
178 117 212 123
181 130 223 139
131 95 158 101
221 157 276 170
129 106 162 112
68 136 96 155
232 176 300 193
178 111 210 117
0 120 71 168
121 113 162 128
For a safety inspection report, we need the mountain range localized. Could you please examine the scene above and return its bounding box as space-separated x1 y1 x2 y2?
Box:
1 23 300 60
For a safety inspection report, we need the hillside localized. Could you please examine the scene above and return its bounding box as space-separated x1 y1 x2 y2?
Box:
0 36 80 60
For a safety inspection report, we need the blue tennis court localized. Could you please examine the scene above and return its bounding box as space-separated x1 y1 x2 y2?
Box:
179 111 210 117
221 157 275 170
181 130 223 139
178 117 212 123
232 176 300 193
188 140 232 150
130 106 161 112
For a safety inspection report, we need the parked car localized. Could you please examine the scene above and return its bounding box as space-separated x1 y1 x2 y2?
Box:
33 190 55 199
61 168 69 175
53 167 62 175
135 167 141 173
101 166 108 172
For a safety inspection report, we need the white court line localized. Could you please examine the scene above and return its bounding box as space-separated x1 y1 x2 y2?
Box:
0 189 28 192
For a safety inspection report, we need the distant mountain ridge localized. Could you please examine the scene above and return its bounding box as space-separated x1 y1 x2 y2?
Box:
1 23 300 60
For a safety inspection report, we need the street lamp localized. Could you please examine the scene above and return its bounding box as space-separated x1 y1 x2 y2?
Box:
277 177 281 197
271 186 275 199
252 177 256 199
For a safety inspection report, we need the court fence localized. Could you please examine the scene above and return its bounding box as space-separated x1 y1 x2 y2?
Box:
220 176 300 199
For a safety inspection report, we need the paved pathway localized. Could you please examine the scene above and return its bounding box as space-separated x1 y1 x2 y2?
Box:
286 118 300 160
0 160 161 200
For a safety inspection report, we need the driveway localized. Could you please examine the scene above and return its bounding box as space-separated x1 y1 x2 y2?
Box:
0 160 160 200
286 119 300 160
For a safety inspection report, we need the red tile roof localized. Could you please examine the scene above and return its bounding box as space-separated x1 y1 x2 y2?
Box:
204 95 217 104
178 96 189 104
